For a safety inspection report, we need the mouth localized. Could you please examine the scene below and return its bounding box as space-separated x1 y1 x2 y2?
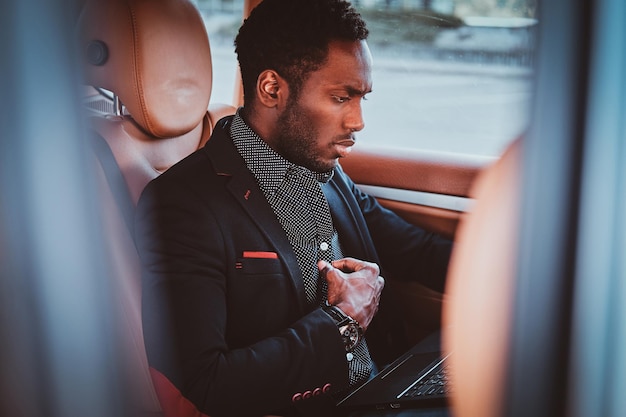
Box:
334 136 356 158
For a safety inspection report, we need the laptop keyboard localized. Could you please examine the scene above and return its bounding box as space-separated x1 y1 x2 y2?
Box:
400 360 450 399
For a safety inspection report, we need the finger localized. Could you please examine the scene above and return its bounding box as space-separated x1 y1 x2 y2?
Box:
321 262 345 287
317 260 331 276
319 260 344 281
331 257 376 274
320 262 347 305
329 257 355 272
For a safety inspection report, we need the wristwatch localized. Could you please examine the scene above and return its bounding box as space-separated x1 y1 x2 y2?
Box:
323 302 362 352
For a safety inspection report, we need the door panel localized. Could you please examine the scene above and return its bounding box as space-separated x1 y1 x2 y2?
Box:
341 145 494 238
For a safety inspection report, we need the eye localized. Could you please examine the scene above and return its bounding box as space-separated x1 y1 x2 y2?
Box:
332 95 350 103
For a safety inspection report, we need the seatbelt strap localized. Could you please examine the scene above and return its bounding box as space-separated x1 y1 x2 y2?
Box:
91 131 136 239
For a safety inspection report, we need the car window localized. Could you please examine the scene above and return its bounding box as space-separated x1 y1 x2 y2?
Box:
192 1 240 107
196 0 536 157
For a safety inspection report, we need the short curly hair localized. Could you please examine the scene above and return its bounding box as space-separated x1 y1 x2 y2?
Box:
235 0 368 104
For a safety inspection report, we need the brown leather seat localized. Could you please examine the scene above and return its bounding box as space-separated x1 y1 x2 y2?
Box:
76 1 235 415
442 139 522 417
78 0 235 204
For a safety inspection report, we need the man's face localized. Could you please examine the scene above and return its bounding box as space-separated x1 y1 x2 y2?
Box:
271 40 373 173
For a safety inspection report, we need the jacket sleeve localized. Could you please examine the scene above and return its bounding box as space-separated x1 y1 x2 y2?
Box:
135 170 348 417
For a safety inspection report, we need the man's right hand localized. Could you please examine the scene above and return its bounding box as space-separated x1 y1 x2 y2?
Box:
318 258 385 331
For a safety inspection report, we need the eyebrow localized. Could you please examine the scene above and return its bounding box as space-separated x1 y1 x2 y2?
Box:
344 86 372 97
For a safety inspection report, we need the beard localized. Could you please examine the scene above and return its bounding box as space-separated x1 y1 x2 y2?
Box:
273 99 335 173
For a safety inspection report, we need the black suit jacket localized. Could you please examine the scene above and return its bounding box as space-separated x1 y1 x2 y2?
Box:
135 116 452 417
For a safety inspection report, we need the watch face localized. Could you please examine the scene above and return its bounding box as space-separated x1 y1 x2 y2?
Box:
341 324 360 352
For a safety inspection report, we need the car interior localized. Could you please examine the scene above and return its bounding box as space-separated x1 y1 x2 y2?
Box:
74 1 487 415
72 0 511 415
1 0 624 416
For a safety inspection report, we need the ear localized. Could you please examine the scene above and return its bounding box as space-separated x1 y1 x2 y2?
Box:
256 70 288 108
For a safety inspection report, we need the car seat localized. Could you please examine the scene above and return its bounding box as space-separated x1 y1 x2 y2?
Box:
76 0 235 415
442 138 522 417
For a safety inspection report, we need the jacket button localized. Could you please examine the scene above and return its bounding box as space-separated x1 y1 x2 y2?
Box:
322 383 332 393
313 387 322 396
292 393 302 402
303 390 312 399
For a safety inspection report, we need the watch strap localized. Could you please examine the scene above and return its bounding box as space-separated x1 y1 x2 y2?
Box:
322 302 352 327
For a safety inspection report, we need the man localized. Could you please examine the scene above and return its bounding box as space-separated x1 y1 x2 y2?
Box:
135 0 452 416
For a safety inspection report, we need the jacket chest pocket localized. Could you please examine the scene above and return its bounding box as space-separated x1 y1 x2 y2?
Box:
227 256 298 342
235 255 283 274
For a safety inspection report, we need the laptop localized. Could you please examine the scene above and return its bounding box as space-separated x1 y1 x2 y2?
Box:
336 332 451 412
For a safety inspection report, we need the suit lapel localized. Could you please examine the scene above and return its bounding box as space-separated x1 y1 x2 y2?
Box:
324 167 378 263
202 119 308 312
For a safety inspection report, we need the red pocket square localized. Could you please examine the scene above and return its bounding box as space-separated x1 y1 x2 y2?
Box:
242 251 278 259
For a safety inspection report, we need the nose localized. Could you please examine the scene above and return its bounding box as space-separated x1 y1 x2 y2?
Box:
344 102 365 132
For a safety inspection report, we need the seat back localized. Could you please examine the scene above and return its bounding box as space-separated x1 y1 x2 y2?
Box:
442 139 522 417
76 1 234 415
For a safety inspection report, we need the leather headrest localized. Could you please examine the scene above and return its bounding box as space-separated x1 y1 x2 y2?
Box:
77 0 213 138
